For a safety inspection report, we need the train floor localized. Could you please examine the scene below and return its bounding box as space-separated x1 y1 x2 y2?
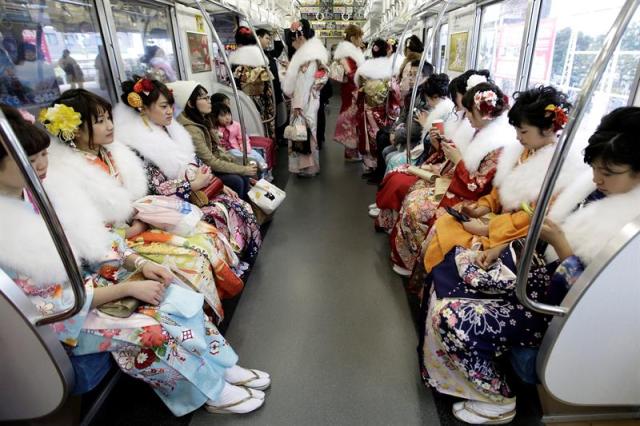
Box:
90 94 542 426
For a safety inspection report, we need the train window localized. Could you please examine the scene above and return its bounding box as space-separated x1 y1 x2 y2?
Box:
426 27 434 63
475 0 529 97
0 0 114 112
437 23 449 73
110 1 179 83
528 0 640 140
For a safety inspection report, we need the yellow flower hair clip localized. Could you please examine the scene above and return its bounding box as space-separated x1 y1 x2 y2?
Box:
520 201 535 216
38 104 82 144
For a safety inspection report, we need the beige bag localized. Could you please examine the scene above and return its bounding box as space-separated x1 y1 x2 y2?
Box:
329 61 345 82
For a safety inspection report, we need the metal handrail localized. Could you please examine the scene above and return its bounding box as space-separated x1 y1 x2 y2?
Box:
385 17 415 119
246 20 279 132
194 0 249 165
406 0 449 164
0 110 86 326
515 0 639 317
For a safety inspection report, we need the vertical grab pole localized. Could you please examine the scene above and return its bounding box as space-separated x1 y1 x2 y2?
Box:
514 0 639 316
195 0 249 165
406 0 449 164
386 16 415 119
0 110 86 326
246 19 278 135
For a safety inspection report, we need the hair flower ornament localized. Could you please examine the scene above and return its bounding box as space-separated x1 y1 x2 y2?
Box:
290 21 303 33
466 74 488 92
133 78 154 96
473 90 498 120
545 104 569 132
238 26 252 35
38 104 82 144
372 44 380 52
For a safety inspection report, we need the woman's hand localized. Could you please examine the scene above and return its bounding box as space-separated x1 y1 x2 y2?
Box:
126 220 148 238
223 185 239 198
416 110 429 129
462 203 491 219
243 164 259 177
141 262 174 286
462 218 489 236
126 280 167 305
474 244 507 269
539 218 574 261
442 140 462 165
191 169 215 191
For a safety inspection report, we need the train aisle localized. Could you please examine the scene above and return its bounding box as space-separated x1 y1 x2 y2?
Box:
191 97 440 425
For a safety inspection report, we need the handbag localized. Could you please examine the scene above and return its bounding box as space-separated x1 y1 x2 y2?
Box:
285 116 312 155
97 271 145 318
248 179 286 215
189 177 224 208
329 61 345 82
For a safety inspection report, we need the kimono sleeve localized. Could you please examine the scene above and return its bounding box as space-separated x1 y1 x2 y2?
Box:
548 255 585 304
485 210 531 249
450 153 499 200
291 63 315 110
145 161 192 201
53 280 95 347
477 187 501 212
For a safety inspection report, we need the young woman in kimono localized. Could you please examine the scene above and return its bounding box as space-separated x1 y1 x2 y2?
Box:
391 78 515 276
0 105 270 416
333 24 365 162
282 19 329 177
229 27 276 140
421 106 640 424
355 38 401 173
422 86 586 274
372 73 465 231
43 89 244 320
113 77 262 264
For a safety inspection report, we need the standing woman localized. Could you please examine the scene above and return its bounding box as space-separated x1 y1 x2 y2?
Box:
283 19 329 177
355 38 401 173
333 24 365 162
229 27 276 140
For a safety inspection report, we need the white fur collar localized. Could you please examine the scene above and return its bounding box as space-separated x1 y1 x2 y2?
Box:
355 56 396 85
0 171 114 286
444 112 474 154
425 98 455 130
47 140 148 225
333 41 365 66
113 103 196 179
558 184 640 265
496 144 588 211
462 113 517 173
283 37 329 97
548 169 596 224
229 45 268 68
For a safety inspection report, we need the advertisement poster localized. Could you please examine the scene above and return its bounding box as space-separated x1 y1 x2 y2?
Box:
448 31 469 72
186 32 212 73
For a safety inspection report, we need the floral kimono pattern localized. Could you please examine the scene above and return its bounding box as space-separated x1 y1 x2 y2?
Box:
11 232 238 417
334 57 360 159
233 65 276 140
140 154 262 265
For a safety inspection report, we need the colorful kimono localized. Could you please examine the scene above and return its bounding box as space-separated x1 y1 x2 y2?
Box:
0 194 238 417
332 41 365 160
113 103 261 265
283 37 329 176
391 113 516 271
355 56 401 170
229 45 276 140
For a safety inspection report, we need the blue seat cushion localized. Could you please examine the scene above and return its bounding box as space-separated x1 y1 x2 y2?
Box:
509 347 539 385
70 352 114 395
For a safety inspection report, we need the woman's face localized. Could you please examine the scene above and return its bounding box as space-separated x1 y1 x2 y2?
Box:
292 36 306 50
465 105 488 130
76 108 114 148
591 158 640 195
454 92 464 111
515 123 555 150
218 112 232 127
194 91 212 115
144 94 173 127
0 149 49 193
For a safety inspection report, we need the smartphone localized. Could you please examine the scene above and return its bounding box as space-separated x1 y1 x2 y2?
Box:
445 206 470 223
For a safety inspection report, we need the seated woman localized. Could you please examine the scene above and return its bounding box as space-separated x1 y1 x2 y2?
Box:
167 81 258 201
391 79 516 277
422 86 586 274
421 106 640 424
43 89 244 319
0 104 270 416
371 72 474 232
113 77 262 264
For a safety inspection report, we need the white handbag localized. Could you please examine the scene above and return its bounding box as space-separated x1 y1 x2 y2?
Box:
248 179 286 215
329 61 345 82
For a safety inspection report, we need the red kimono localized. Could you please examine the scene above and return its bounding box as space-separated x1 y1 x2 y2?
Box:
334 56 360 160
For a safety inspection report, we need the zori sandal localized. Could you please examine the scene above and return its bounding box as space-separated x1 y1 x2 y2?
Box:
226 366 271 390
205 385 264 414
453 401 516 425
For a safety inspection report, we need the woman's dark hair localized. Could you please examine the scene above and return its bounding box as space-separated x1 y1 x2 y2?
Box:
508 85 571 133
141 45 160 64
423 73 450 98
448 69 491 100
183 84 209 127
394 121 423 147
371 38 388 58
584 106 640 172
404 35 424 54
52 89 112 148
235 26 257 46
462 82 508 119
120 75 174 110
211 102 232 124
0 104 50 162
256 28 271 38
288 19 314 43
211 93 230 104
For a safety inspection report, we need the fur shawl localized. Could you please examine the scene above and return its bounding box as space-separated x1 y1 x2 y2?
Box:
461 113 517 173
0 170 114 286
333 41 365 66
113 103 196 179
425 98 455 130
494 143 588 211
355 56 398 85
444 112 475 154
229 45 268 68
283 37 329 97
47 140 148 225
